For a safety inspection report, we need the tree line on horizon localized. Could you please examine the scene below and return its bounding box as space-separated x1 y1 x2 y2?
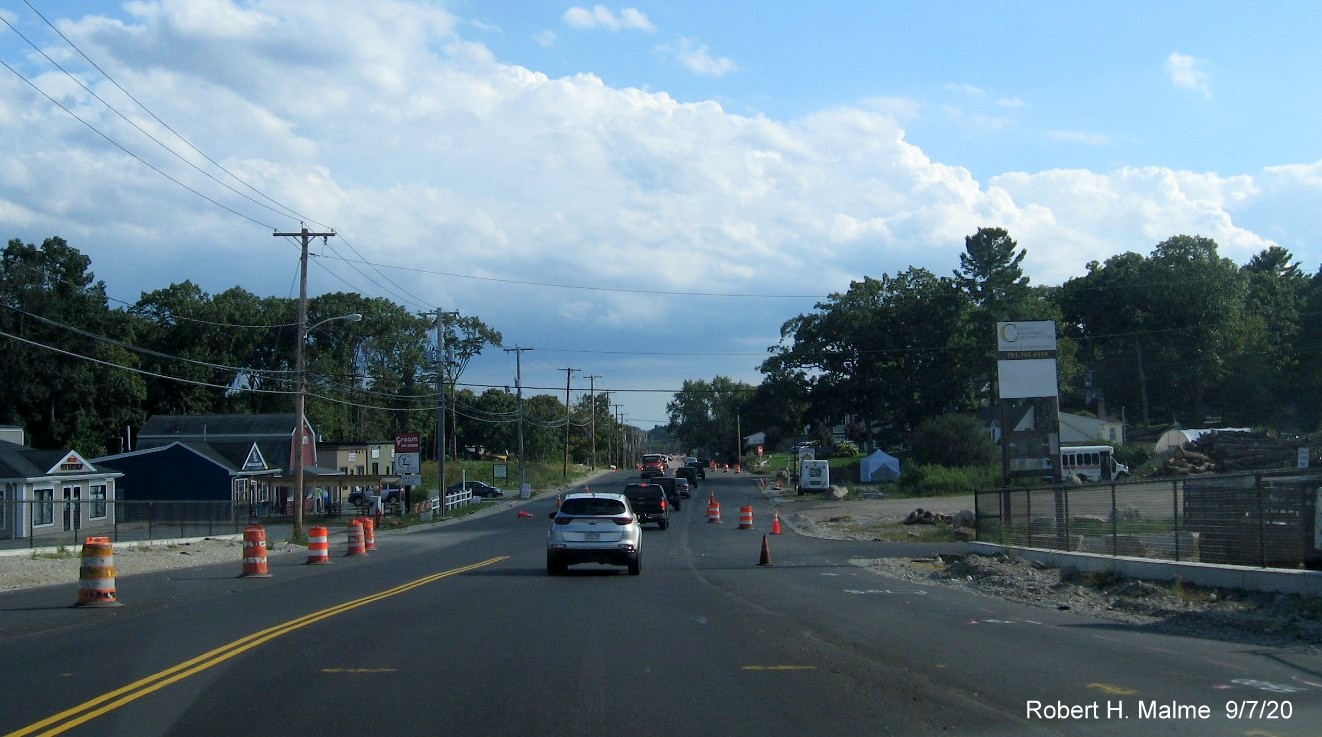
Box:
666 228 1321 459
3 230 1318 468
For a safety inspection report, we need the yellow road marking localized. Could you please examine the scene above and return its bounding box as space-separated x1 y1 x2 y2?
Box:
1087 682 1138 696
5 557 508 737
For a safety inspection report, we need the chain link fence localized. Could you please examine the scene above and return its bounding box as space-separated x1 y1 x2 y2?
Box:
974 470 1322 570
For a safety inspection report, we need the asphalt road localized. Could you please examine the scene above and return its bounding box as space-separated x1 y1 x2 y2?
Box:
1 469 1319 737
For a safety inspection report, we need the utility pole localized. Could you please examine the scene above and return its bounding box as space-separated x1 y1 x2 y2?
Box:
613 403 625 468
601 391 611 469
423 309 459 516
274 225 335 541
561 367 577 479
584 375 601 470
505 346 533 497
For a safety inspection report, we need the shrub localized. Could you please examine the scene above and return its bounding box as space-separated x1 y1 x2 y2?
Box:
895 463 1000 496
832 440 860 457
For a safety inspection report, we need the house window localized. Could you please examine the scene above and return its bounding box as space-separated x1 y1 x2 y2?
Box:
34 488 54 526
90 484 108 520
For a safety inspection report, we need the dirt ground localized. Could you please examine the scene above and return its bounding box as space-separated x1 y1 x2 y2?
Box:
760 484 974 541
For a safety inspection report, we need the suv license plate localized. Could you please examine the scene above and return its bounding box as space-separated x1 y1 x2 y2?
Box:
586 532 600 541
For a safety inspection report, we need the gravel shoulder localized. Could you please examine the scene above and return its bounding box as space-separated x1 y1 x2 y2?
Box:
768 487 1322 653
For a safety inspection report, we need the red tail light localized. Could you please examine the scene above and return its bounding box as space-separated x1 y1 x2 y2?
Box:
611 517 633 526
660 499 668 510
554 516 574 525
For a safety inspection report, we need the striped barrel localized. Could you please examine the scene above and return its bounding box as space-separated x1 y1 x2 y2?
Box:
241 524 272 577
360 517 377 551
738 505 754 529
76 536 122 607
305 525 331 565
706 498 722 524
345 520 367 556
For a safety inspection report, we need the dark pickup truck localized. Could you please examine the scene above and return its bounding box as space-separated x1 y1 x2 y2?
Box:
645 476 683 510
622 482 670 530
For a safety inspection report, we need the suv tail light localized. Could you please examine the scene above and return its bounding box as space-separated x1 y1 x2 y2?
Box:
660 499 668 510
554 516 574 525
611 517 633 526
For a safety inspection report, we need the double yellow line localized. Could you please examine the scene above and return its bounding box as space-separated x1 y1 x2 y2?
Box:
6 557 508 737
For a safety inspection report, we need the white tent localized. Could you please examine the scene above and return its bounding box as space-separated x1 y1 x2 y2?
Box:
860 449 901 482
1153 427 1251 454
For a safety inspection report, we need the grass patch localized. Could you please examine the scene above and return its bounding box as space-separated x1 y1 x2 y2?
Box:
29 546 75 560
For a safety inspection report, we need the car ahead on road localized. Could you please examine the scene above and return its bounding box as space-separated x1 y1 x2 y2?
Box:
640 453 668 478
675 465 699 489
684 458 706 479
447 480 505 498
621 482 671 529
673 476 692 500
646 476 683 510
546 492 642 575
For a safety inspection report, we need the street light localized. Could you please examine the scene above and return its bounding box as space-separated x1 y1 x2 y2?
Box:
293 312 362 539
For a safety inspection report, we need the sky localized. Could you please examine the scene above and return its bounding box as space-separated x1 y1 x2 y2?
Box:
3 1 1321 433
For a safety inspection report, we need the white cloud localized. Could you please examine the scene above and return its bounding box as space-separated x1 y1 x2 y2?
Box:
657 38 737 77
562 5 656 32
1167 52 1212 99
3 2 1308 424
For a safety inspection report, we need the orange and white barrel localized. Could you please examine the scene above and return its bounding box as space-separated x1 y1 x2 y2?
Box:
738 505 754 529
241 524 272 577
360 517 377 551
706 498 722 524
76 536 122 607
305 525 331 564
345 520 367 556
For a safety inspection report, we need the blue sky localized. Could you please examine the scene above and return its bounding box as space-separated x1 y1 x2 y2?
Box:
3 1 1321 431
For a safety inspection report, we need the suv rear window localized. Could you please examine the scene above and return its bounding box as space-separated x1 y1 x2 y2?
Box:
560 498 627 516
623 485 664 500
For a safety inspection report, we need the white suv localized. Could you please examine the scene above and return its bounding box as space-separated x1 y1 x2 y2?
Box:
546 492 643 575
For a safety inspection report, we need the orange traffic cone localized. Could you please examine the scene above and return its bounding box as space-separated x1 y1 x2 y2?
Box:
517 509 534 518
758 535 772 566
771 511 782 535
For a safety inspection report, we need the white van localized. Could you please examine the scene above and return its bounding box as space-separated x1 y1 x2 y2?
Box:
798 459 831 494
1059 445 1129 482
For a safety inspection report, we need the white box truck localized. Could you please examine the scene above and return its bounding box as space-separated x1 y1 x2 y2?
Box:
798 459 830 495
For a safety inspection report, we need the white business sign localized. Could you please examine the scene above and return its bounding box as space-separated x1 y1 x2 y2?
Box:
996 321 1058 399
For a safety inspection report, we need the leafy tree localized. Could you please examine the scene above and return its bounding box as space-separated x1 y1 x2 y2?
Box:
761 269 976 447
911 414 995 467
0 237 145 453
437 315 503 458
665 376 755 460
1214 246 1307 428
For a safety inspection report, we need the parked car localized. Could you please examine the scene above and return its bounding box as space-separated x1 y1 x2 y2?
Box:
546 492 642 575
447 480 505 498
621 482 671 529
348 486 401 509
